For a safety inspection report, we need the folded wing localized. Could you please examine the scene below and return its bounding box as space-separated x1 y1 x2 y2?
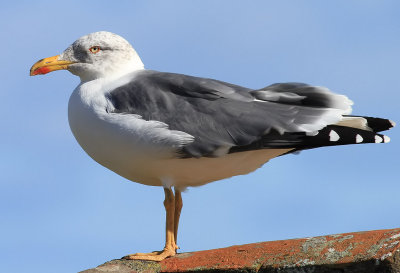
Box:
106 70 387 158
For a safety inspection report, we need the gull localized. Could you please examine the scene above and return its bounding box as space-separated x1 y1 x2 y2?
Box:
30 31 394 261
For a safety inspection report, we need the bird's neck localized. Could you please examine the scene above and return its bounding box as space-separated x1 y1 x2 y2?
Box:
78 69 144 102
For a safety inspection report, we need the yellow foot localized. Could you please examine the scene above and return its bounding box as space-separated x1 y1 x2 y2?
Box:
130 244 179 256
122 248 176 261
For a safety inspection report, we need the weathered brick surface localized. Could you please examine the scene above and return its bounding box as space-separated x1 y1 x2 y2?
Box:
80 227 400 273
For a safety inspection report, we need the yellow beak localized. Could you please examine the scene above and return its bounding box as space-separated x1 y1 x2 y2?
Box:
30 55 75 76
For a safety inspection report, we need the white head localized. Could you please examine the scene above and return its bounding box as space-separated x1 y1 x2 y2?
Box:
30 31 144 82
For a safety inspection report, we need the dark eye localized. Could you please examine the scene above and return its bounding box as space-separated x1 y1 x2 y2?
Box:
89 46 101 54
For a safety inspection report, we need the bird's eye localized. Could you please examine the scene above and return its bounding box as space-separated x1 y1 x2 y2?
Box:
89 46 101 54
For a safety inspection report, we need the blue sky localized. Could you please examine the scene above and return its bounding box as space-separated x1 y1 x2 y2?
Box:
1 1 399 272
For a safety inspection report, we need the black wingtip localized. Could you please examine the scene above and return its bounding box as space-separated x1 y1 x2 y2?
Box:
229 124 392 155
345 115 396 132
304 125 391 147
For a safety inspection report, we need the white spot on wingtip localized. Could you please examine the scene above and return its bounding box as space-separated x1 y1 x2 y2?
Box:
389 120 396 128
329 130 340 141
375 135 383 143
356 134 363 143
383 135 391 143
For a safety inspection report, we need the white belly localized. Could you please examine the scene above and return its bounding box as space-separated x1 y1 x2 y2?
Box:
68 81 291 188
133 149 292 188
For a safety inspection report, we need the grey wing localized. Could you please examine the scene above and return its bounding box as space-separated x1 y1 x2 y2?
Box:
106 70 353 157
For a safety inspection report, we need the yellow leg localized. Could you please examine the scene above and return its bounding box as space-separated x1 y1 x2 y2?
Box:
174 189 183 247
163 187 177 253
123 188 178 261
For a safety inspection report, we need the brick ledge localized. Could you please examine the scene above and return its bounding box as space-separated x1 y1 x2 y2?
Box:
80 227 400 273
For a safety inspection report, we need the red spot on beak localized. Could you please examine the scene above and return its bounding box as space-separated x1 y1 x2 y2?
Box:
32 66 52 75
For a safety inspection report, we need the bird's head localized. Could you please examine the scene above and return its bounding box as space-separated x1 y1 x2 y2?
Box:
30 31 144 82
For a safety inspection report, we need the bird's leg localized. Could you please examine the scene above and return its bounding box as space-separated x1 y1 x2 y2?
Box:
174 189 183 248
123 187 177 261
163 187 178 254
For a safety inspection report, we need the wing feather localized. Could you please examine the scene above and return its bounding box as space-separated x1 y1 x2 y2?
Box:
106 70 353 157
